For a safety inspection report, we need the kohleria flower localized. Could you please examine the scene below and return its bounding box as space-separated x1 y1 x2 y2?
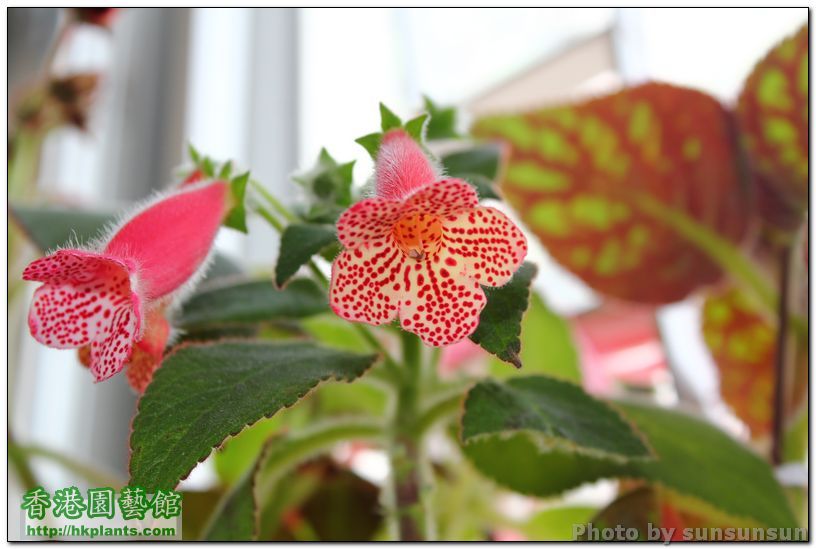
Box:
330 129 527 346
23 180 228 382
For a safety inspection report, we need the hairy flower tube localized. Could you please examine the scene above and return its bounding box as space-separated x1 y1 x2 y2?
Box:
330 129 527 346
23 180 228 383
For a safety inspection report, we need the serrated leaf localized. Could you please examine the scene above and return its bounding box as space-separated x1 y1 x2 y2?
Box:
404 113 429 141
275 224 338 287
129 341 377 490
463 401 797 528
488 293 581 383
355 133 383 160
178 278 327 330
224 171 250 233
469 262 536 368
461 376 651 461
11 204 242 281
379 102 402 132
424 95 459 140
441 145 501 180
737 24 808 209
472 83 749 304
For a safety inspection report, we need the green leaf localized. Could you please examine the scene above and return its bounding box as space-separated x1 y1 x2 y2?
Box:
218 160 233 180
519 506 598 541
275 224 338 287
188 142 201 164
423 95 459 140
355 133 383 160
203 468 256 541
129 341 378 490
178 278 328 330
404 114 429 141
464 401 797 528
293 151 355 217
461 376 651 461
201 157 216 178
488 293 581 383
379 102 402 132
469 262 537 368
11 204 113 250
441 145 501 180
224 171 250 233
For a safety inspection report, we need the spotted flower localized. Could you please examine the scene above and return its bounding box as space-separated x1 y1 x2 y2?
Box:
23 180 228 382
330 129 527 346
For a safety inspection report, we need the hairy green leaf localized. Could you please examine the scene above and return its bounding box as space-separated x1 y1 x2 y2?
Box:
129 341 377 490
424 96 459 140
469 262 537 368
464 401 797 528
224 171 250 233
441 145 501 180
461 376 651 461
379 102 402 132
275 224 338 287
178 278 327 330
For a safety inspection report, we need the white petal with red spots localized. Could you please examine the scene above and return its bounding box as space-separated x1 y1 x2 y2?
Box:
336 199 404 248
442 206 528 287
397 255 487 346
23 250 142 382
330 238 402 325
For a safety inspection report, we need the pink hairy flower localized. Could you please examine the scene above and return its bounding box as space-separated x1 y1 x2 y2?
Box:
330 129 527 347
23 180 228 382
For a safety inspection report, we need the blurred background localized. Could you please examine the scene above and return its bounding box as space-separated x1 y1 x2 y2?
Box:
7 7 808 539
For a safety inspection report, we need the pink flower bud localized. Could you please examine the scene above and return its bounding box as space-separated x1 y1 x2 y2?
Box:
23 181 228 382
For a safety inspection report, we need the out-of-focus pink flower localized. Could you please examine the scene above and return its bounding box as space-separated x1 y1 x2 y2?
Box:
330 129 527 347
439 338 487 376
570 301 668 395
23 181 228 383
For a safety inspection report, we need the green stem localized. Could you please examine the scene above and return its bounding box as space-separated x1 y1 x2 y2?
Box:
386 332 433 541
250 179 297 223
254 203 285 232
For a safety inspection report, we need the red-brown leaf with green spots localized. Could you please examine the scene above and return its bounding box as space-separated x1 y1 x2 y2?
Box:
703 287 807 440
472 83 749 303
736 24 808 212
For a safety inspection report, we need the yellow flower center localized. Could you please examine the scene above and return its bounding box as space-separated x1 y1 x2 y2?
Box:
392 212 443 260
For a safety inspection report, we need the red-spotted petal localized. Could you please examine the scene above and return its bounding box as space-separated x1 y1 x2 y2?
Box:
441 206 528 287
403 179 479 217
24 250 141 381
329 238 404 325
397 256 487 347
336 198 405 248
104 181 228 299
375 129 438 200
